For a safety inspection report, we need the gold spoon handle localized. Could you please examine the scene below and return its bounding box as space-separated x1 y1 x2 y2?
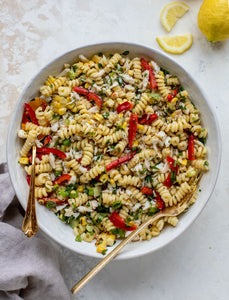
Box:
71 211 163 294
21 145 39 237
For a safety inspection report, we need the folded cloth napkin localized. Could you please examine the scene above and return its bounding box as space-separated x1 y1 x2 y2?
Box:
0 167 71 300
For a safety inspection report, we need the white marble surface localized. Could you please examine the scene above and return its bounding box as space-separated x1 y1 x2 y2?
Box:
1 0 229 299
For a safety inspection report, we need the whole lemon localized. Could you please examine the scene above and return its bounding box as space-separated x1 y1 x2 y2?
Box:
198 0 229 42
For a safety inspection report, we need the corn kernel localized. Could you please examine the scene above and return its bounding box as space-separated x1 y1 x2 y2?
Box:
122 121 127 129
80 216 87 226
137 124 144 130
133 140 138 147
100 174 109 183
85 83 90 89
21 123 26 130
78 62 83 66
97 244 106 253
171 97 178 104
128 70 134 76
77 186 84 193
181 159 187 166
106 235 115 246
18 157 29 165
87 121 92 124
110 179 115 186
59 214 63 220
119 113 123 118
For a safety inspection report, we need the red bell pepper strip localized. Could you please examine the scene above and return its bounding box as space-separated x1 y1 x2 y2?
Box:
188 134 195 161
26 174 31 186
163 174 173 188
53 174 71 186
22 108 30 125
24 103 39 125
73 86 103 108
163 156 179 187
38 198 69 206
128 113 138 149
106 151 136 172
155 191 165 210
116 101 133 114
166 156 178 173
138 113 158 125
110 211 137 231
43 135 52 146
36 147 66 159
141 186 154 196
140 58 157 89
167 89 178 101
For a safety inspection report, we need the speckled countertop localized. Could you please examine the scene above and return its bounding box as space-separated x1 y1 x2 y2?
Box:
1 1 229 299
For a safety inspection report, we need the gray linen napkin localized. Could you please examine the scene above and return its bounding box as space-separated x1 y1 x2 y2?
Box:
0 166 71 300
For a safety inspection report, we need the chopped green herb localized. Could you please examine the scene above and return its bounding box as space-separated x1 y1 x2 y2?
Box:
98 63 103 68
72 65 78 72
105 139 110 145
69 218 78 229
115 125 123 132
160 68 170 75
68 70 76 80
122 50 129 56
102 249 108 255
97 205 109 213
102 112 109 119
70 190 78 198
148 207 159 216
170 170 176 184
112 201 122 210
53 113 60 119
46 201 57 209
55 171 62 178
52 184 59 192
75 235 82 242
148 93 160 100
62 139 71 146
116 76 123 86
152 166 159 170
199 137 206 145
204 161 209 167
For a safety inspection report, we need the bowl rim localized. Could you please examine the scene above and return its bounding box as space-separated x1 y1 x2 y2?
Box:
7 41 222 260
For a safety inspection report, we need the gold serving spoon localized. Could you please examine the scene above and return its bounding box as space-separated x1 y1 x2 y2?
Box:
71 174 202 294
21 145 39 237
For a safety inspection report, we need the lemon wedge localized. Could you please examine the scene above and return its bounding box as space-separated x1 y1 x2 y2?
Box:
160 1 190 32
156 34 193 54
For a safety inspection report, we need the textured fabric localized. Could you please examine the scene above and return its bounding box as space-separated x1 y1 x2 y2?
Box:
0 171 71 300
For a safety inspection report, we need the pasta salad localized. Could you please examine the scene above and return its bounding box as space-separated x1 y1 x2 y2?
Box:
18 52 209 255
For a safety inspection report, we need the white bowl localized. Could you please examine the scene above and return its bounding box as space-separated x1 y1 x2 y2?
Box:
7 42 221 259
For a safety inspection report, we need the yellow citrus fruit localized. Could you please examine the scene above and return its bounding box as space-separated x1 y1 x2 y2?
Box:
198 0 229 42
156 34 193 54
160 1 190 32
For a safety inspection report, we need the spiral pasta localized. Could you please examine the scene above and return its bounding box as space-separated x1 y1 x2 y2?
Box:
18 51 209 255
